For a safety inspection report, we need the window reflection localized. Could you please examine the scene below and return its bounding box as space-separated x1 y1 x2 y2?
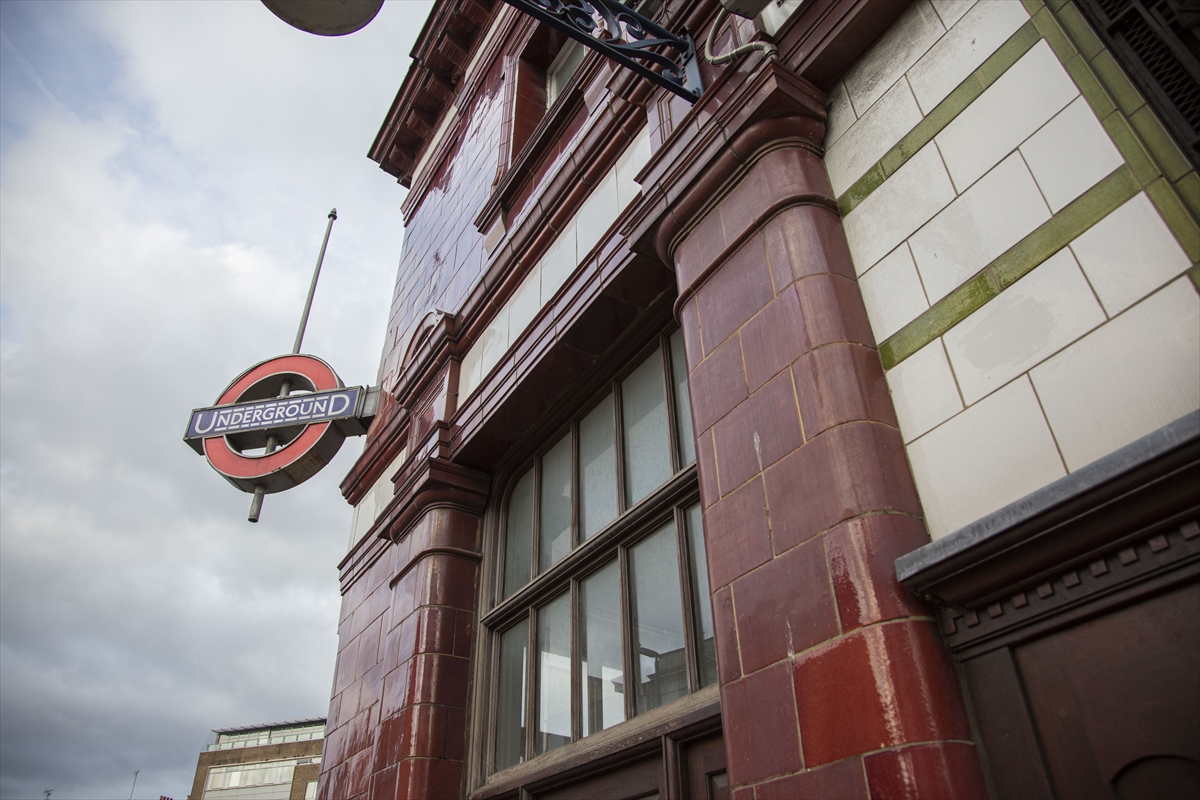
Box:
581 560 624 736
537 593 572 754
629 523 688 713
496 620 529 770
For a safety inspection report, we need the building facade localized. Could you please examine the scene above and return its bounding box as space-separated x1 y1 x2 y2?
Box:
188 719 325 800
318 0 1199 797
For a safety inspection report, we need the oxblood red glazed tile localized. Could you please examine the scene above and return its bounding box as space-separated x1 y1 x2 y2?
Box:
334 645 358 696
764 203 856 288
345 748 373 798
340 679 363 729
723 661 803 785
732 536 840 674
402 703 449 760
453 609 473 657
676 208 726 293
420 555 478 611
704 479 773 589
711 584 742 683
764 422 922 553
417 606 457 656
863 742 988 800
793 273 875 352
345 705 375 761
718 166 772 245
396 757 464 800
356 617 383 679
697 428 720 508
360 661 386 712
714 371 804 493
407 653 471 708
739 286 808 393
382 626 404 675
368 763 399 800
824 514 931 631
792 343 897 436
446 706 467 761
323 762 346 800
382 662 411 720
793 621 973 766
690 336 749 433
729 787 753 800
754 758 869 800
695 236 775 356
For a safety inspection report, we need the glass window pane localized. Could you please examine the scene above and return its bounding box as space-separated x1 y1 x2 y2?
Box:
536 593 572 755
504 468 535 598
579 393 618 540
540 434 572 573
669 329 696 466
622 348 673 506
495 620 529 770
685 503 717 687
580 560 624 736
629 522 688 713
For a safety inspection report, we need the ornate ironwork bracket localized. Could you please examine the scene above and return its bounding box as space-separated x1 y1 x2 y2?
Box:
501 0 704 102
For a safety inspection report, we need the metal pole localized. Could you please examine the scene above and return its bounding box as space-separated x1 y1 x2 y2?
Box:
128 770 139 800
293 208 337 355
249 208 336 523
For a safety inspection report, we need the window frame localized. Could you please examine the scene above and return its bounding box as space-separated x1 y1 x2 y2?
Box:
480 329 711 775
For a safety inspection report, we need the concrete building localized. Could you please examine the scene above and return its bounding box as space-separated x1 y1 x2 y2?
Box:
318 0 1199 797
188 719 325 800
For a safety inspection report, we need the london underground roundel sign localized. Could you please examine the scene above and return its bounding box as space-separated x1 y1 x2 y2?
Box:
184 354 378 495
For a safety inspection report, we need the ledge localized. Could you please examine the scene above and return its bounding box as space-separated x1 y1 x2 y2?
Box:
896 410 1200 605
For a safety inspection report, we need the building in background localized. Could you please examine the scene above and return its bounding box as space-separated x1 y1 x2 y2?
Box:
317 0 1199 797
187 719 324 800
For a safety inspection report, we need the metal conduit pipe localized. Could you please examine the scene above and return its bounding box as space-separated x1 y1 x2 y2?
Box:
703 7 778 65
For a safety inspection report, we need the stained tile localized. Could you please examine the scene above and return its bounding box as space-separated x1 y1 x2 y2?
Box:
712 584 741 683
765 204 858 288
843 2 945 113
689 336 749 432
794 274 877 352
723 662 804 785
704 478 773 589
906 376 1065 538
732 536 840 673
1031 279 1200 471
1068 192 1193 315
885 338 963 442
793 622 972 766
825 514 931 631
935 41 1078 192
1021 97 1124 213
863 742 988 800
827 79 924 197
824 80 857 148
697 237 776 355
792 342 897 436
858 244 930 341
843 143 956 274
929 0 978 29
764 422 922 553
714 372 804 492
909 153 1051 303
944 248 1106 404
740 286 808 392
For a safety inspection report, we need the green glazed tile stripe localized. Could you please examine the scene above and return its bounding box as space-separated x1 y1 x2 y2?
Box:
1189 265 1200 293
879 167 1139 370
1175 172 1200 222
837 19 1041 217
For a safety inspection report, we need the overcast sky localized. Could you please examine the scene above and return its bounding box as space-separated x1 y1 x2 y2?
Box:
0 2 434 798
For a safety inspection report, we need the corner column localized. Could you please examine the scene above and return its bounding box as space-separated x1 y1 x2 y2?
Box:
641 63 988 799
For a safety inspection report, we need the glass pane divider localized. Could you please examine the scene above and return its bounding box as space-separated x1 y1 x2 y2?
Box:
570 576 583 743
618 542 637 725
525 607 537 763
612 376 629 516
674 504 702 695
661 331 682 476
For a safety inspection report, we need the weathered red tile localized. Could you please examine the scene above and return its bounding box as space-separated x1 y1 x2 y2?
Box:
764 422 922 553
733 536 840 674
825 514 931 632
723 661 803 786
396 757 464 800
698 427 720 508
368 763 399 800
356 616 383 679
740 286 808 393
763 205 856 290
381 661 411 720
407 653 471 708
711 584 741 683
696 235 775 355
793 622 973 766
863 742 988 800
676 208 726 291
794 273 875 354
792 343 897 436
714 371 804 493
360 660 386 713
690 336 749 433
704 478 773 589
754 757 869 800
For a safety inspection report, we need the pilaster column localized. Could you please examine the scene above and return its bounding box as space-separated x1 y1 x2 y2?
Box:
633 61 988 799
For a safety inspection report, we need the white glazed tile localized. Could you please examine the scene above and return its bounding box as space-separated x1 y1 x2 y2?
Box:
1068 193 1193 315
614 126 651 207
935 41 1078 192
858 243 930 340
930 0 978 29
910 152 1051 303
824 80 857 148
906 376 1066 539
539 218 578 302
1031 278 1200 471
577 172 618 259
909 0 1031 113
1020 97 1124 212
508 262 542 343
943 248 1106 404
844 1 945 113
886 338 964 442
843 142 957 274
459 337 484 400
479 304 511 380
826 78 924 197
